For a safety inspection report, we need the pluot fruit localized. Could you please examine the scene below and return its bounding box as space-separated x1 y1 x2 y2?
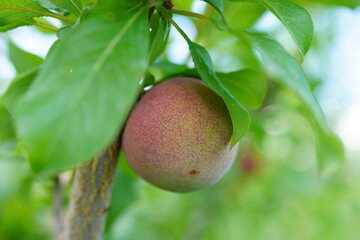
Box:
122 77 238 193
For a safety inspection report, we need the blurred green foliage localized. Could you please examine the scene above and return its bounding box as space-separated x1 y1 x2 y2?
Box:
0 0 359 239
104 88 360 240
106 162 360 240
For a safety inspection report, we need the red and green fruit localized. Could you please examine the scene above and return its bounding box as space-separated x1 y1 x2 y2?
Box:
122 77 238 193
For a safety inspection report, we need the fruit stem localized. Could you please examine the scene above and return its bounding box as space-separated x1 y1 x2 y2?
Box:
171 8 213 24
41 11 77 24
161 10 191 42
170 8 249 45
22 20 59 32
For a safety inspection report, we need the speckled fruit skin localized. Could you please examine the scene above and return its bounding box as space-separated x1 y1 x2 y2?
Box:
122 77 238 193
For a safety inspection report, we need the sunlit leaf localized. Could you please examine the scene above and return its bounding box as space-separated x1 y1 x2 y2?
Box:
3 69 38 113
0 0 51 31
218 69 266 109
260 0 313 58
149 61 189 80
49 0 82 16
294 0 360 9
313 121 344 176
8 41 43 73
0 99 15 142
228 0 314 58
172 0 193 11
246 34 344 171
225 2 265 30
81 0 95 6
202 0 224 16
247 34 328 130
0 141 20 161
228 0 259 2
202 0 229 29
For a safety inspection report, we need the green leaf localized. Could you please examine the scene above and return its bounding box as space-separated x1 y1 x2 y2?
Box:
8 41 43 73
247 34 329 132
81 0 95 6
3 69 38 113
148 13 170 64
313 122 344 176
246 33 345 171
225 2 265 30
0 141 20 161
49 0 82 16
163 68 267 109
228 0 314 58
0 99 15 142
295 0 360 9
33 0 57 9
14 8 149 176
188 42 250 146
149 61 189 80
298 105 344 175
0 0 51 31
227 0 259 2
93 0 144 13
202 0 224 15
217 69 267 109
260 0 313 58
172 0 193 11
202 0 229 29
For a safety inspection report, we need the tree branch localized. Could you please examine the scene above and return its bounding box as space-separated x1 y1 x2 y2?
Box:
64 136 121 240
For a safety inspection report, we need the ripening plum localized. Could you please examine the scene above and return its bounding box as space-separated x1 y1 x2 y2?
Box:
122 77 238 193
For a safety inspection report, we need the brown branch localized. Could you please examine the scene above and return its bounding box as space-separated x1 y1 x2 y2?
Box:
64 136 121 240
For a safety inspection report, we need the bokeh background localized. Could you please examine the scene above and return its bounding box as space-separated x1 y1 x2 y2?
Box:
1 1 360 239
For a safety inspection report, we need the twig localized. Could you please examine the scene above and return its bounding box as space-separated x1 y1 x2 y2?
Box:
171 8 213 24
161 10 191 42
